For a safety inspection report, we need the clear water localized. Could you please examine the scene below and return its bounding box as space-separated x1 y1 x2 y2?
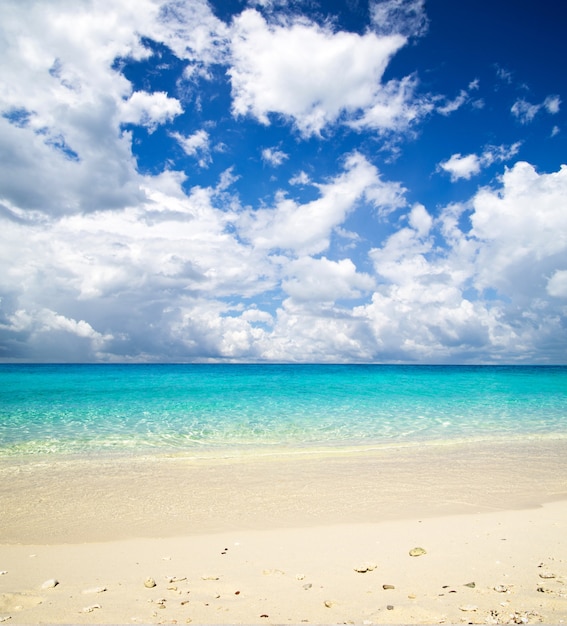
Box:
0 364 566 458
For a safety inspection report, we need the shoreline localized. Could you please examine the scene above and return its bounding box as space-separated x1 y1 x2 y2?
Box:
1 437 566 623
1 436 566 544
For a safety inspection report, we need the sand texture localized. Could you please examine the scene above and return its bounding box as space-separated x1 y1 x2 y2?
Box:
0 438 566 624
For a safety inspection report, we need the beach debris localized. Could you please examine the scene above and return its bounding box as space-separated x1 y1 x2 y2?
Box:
459 604 478 612
0 617 11 623
409 547 427 557
0 571 7 576
82 586 107 594
354 562 377 573
324 600 334 608
144 577 157 588
538 571 555 579
303 583 312 590
167 576 187 583
464 581 476 588
260 614 269 618
81 604 101 613
386 605 394 610
40 578 59 589
201 575 219 581
494 584 510 593
262 569 285 576
382 584 395 590
295 574 305 580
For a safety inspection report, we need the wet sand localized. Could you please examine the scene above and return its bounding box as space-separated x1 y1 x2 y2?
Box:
0 437 566 623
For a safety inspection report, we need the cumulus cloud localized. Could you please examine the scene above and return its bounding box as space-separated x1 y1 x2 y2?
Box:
119 91 182 131
237 152 407 254
228 8 408 136
1 0 566 364
439 142 521 181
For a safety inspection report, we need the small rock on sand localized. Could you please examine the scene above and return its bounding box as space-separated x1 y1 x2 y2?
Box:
81 604 101 613
0 617 11 623
40 579 59 589
144 578 157 588
354 563 377 573
82 586 107 594
382 584 395 590
409 547 427 557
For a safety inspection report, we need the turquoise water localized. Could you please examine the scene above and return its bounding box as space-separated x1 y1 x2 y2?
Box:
0 364 566 458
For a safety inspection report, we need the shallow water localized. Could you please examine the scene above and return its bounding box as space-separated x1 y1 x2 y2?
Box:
0 364 566 458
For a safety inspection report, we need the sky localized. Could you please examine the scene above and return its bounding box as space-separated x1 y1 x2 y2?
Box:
1 0 567 364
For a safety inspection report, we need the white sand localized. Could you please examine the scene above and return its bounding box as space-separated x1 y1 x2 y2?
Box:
0 438 566 624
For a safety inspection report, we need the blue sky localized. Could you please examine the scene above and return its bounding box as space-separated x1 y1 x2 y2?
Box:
1 0 566 363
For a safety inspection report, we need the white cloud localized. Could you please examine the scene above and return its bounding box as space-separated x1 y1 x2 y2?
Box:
120 91 182 131
370 0 429 38
228 9 408 136
282 257 374 303
261 147 288 166
439 153 481 181
511 95 561 123
471 161 567 300
547 270 567 298
171 129 211 167
439 142 521 181
237 152 407 254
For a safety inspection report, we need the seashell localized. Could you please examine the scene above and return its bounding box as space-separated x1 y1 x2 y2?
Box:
459 604 478 612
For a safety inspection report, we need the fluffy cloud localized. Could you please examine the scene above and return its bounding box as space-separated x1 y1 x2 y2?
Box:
171 129 212 166
119 91 182 131
261 147 288 166
439 143 521 181
237 152 407 254
228 9 408 136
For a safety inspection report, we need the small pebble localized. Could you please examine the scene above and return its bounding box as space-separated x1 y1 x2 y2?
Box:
201 575 219 581
0 617 11 623
539 572 555 579
409 547 427 557
41 579 59 589
382 584 395 590
354 563 377 573
81 604 101 613
324 600 334 608
494 584 510 593
0 571 7 576
82 586 107 594
303 583 312 590
144 578 157 588
463 581 476 588
386 605 394 611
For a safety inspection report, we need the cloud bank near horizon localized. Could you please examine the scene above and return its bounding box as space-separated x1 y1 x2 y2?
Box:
0 0 566 363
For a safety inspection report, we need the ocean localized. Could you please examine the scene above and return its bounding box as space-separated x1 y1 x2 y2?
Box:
0 364 566 459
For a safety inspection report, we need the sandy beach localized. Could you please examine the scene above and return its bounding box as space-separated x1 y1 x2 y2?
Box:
1 438 566 624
